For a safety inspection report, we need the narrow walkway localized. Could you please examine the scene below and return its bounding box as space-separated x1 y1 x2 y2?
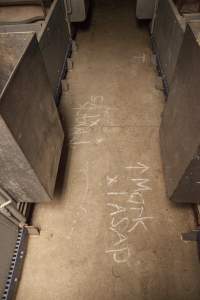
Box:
17 1 200 299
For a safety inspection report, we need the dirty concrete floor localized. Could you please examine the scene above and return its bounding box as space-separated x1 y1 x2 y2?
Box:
17 1 200 299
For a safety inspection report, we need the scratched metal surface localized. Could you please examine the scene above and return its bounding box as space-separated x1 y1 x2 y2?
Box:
0 32 64 202
17 0 200 299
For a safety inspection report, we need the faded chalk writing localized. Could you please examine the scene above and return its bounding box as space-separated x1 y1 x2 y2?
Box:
129 178 152 192
105 247 130 264
69 96 114 146
66 162 89 240
132 53 146 63
105 162 153 264
107 176 119 186
126 162 149 174
107 192 128 196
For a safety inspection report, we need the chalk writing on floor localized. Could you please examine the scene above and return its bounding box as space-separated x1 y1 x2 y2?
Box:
66 162 89 240
69 95 114 147
105 162 153 264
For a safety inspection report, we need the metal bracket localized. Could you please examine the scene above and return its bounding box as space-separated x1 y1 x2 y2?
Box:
24 225 40 236
0 187 26 226
0 200 12 210
182 230 200 241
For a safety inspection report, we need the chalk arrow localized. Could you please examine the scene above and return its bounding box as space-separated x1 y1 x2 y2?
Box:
126 162 149 174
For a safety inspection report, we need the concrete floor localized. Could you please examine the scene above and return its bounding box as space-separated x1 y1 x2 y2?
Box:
17 1 200 299
0 6 44 22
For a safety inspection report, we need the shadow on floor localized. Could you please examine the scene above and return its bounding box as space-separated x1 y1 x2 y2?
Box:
54 107 71 199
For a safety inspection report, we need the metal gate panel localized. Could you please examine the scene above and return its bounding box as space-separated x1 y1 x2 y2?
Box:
152 0 186 89
38 0 71 100
160 22 200 203
152 0 200 91
0 0 71 102
0 32 64 203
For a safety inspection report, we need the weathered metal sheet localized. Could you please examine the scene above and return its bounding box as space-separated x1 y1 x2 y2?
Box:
160 22 200 203
153 0 186 89
38 0 71 100
0 32 64 203
136 0 156 19
0 0 71 102
152 0 200 90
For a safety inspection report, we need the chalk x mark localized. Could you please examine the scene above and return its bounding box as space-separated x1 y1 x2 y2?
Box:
107 176 118 186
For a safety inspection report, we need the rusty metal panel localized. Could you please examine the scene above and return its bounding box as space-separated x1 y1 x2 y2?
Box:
0 32 64 203
160 22 200 203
